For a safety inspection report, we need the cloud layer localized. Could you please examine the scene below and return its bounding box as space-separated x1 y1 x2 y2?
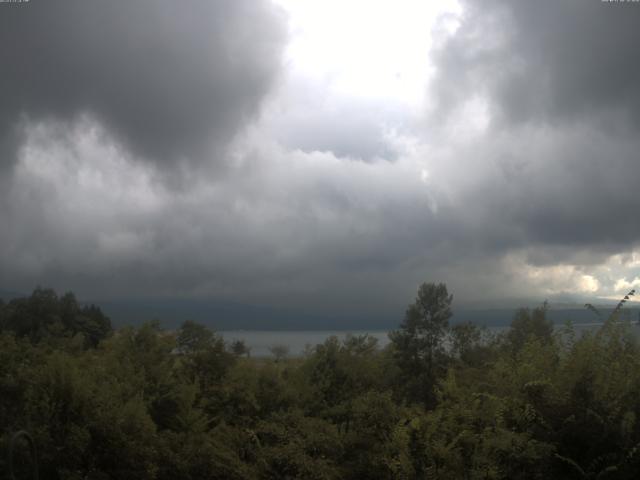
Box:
0 0 285 171
2 0 640 319
428 0 640 261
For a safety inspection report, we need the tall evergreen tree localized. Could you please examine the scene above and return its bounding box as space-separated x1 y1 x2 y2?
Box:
389 282 452 407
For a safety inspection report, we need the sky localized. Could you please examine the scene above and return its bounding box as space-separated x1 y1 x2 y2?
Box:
2 0 640 321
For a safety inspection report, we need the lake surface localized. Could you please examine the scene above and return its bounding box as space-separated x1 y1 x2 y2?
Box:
219 330 392 357
220 322 640 357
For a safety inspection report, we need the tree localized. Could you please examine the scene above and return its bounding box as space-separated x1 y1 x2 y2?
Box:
4 287 61 342
231 339 251 357
77 303 112 347
0 298 6 332
176 320 216 353
389 282 452 406
175 321 236 398
506 303 553 353
269 344 290 362
2 288 111 347
450 321 489 365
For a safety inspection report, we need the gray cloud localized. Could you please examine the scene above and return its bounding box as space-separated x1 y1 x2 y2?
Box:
427 0 640 262
432 0 640 126
0 120 447 314
4 0 640 318
0 0 286 170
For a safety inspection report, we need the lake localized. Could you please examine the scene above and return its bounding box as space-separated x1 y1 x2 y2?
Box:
219 330 392 357
220 322 640 357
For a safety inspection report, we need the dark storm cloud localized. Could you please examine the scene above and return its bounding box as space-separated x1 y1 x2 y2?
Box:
0 0 286 168
433 0 640 126
452 125 640 260
429 0 640 262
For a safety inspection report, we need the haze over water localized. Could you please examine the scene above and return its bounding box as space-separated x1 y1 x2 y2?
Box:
222 322 640 357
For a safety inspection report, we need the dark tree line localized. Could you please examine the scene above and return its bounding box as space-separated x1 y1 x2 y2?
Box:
0 287 112 347
1 284 640 479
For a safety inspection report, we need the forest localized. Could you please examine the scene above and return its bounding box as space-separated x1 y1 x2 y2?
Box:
1 284 640 479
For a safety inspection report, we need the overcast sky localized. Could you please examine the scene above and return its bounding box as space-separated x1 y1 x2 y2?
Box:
2 0 640 318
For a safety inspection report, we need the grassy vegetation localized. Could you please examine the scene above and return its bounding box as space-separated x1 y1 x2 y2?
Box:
2 285 640 479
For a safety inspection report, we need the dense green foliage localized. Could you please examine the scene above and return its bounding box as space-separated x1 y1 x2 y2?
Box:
2 285 640 479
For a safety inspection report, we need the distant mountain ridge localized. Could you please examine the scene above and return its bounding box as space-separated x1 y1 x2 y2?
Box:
2 289 638 331
96 298 640 331
0 289 26 301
